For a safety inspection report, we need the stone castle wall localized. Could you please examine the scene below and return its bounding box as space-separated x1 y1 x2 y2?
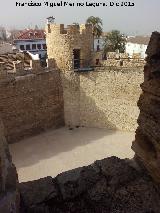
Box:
0 118 19 212
0 69 64 143
62 67 144 131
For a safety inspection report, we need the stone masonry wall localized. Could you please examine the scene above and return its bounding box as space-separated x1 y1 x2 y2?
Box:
0 69 64 143
62 67 144 131
132 32 160 183
0 118 19 212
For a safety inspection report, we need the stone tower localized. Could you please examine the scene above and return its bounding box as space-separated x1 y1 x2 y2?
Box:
46 22 93 127
46 23 93 71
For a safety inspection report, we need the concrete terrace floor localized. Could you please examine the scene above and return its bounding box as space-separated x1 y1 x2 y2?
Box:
9 127 135 182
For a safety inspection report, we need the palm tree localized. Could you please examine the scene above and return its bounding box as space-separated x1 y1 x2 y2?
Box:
86 16 103 50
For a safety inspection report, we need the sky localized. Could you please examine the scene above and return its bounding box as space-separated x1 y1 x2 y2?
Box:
0 0 160 35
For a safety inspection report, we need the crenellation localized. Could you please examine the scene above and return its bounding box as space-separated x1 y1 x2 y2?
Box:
47 23 93 35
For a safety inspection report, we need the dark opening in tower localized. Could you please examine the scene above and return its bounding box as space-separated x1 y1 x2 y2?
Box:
73 49 80 69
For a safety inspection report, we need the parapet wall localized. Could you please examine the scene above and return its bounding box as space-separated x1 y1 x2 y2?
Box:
0 56 55 79
47 23 92 35
0 69 64 143
92 51 146 67
61 66 144 131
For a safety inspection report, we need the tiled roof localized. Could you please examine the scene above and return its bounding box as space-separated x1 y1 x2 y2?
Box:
127 36 150 45
14 29 46 40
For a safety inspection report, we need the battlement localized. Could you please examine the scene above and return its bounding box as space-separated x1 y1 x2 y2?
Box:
101 59 145 67
91 51 146 67
0 58 56 81
46 23 92 35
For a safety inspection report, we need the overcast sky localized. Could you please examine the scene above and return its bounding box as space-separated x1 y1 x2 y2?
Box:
0 0 160 35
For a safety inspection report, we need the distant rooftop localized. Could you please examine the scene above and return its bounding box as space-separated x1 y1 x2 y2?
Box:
127 36 150 45
14 29 46 40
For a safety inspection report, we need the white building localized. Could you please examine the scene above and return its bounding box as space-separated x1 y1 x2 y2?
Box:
94 37 105 51
13 29 47 59
125 36 150 58
94 33 109 52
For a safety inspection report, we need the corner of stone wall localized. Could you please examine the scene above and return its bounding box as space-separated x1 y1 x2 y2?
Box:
132 31 160 183
60 70 80 127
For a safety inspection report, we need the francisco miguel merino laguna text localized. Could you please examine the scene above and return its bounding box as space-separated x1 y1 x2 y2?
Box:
15 1 135 7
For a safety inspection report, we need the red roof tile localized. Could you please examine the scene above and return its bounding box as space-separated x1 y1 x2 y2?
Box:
15 29 46 40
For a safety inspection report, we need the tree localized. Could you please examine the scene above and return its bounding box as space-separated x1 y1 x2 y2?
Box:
103 30 126 54
86 16 103 38
86 16 103 50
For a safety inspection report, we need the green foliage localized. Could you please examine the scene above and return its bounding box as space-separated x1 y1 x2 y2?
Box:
86 16 103 38
103 30 126 53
